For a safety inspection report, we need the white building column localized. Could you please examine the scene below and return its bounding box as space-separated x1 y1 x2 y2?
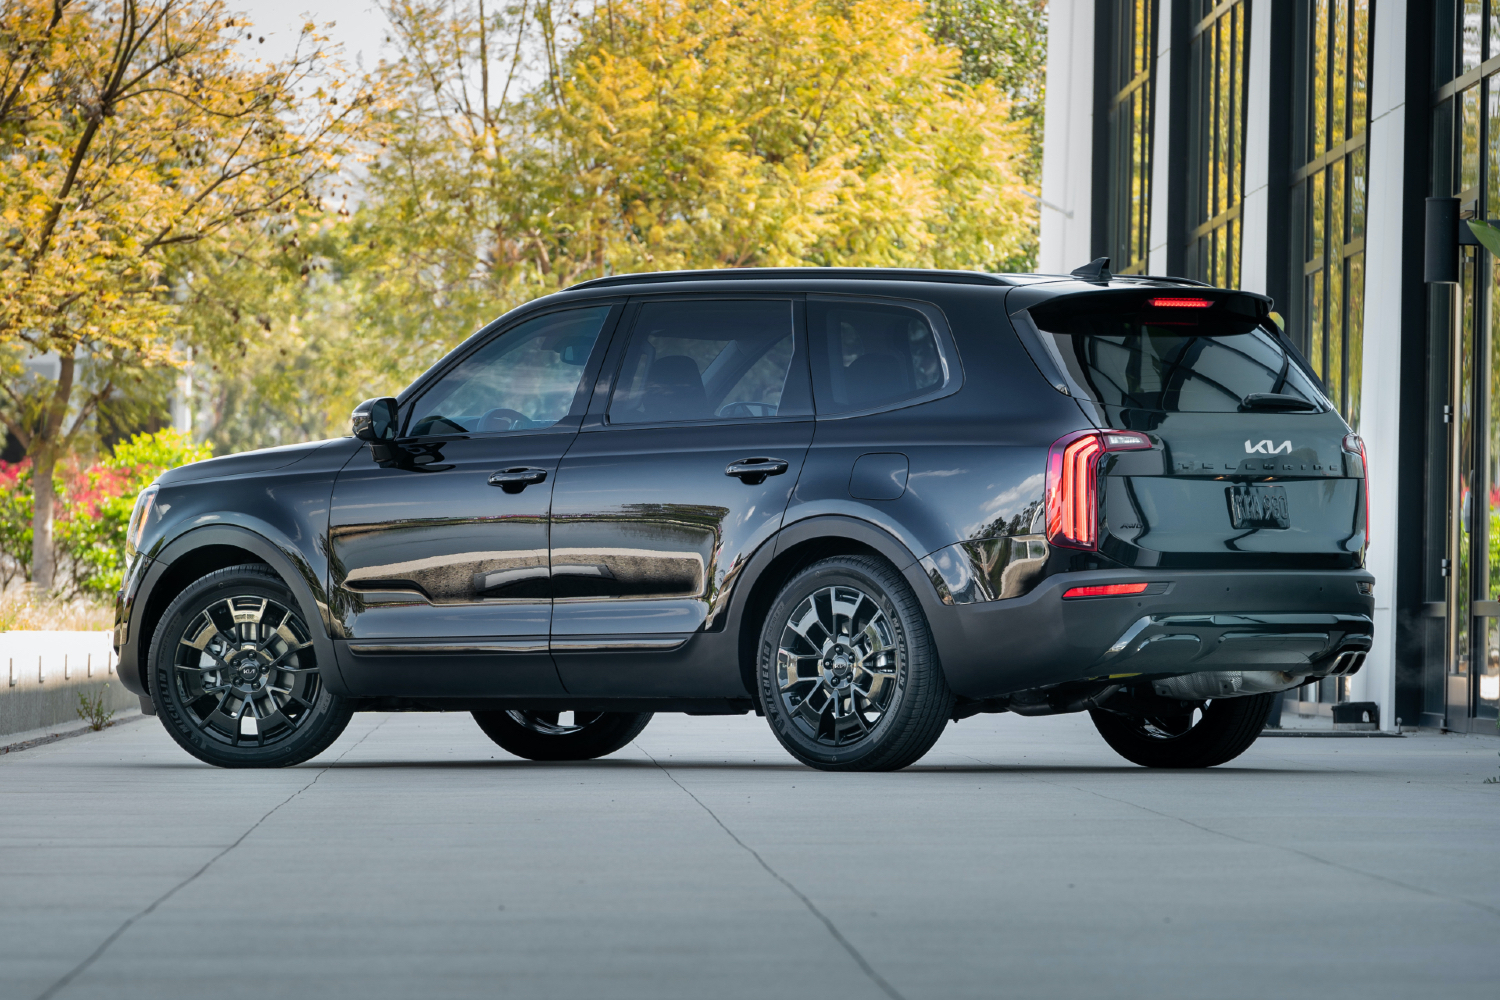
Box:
1039 0 1095 273
1238 0 1273 295
1147 0 1177 275
1352 0 1407 729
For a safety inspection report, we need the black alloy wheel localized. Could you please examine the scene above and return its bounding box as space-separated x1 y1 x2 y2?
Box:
758 555 953 771
1088 692 1276 768
150 565 352 768
472 709 652 761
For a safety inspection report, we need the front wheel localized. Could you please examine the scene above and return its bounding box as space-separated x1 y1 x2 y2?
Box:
150 565 353 768
757 556 954 771
1089 692 1275 768
472 709 652 761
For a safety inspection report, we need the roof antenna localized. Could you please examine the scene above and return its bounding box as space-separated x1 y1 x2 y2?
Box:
1071 257 1112 283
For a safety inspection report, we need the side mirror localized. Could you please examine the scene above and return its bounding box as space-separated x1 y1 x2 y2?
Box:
351 397 398 442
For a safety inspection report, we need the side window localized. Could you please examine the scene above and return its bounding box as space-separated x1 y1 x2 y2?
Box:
808 299 948 414
607 299 806 424
407 306 612 437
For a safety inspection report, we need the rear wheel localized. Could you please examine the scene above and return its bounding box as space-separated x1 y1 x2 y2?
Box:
757 556 953 771
472 709 652 761
1089 693 1275 768
150 565 353 768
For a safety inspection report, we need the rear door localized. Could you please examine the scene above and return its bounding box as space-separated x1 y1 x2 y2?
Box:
548 295 814 697
1013 289 1365 567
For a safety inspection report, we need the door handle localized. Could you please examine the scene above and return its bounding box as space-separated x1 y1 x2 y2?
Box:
488 467 548 494
725 457 789 485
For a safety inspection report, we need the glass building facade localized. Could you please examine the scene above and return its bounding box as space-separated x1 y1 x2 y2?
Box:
1185 0 1251 288
1105 0 1158 275
1290 0 1371 427
1427 0 1500 730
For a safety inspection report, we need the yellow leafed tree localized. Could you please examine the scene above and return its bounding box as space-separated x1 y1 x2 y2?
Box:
344 0 1034 401
554 0 1034 272
0 0 373 588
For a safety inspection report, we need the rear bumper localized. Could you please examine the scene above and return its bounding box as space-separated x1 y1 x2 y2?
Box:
927 567 1374 699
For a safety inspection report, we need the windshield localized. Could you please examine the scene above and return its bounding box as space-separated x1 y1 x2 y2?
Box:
1028 314 1324 414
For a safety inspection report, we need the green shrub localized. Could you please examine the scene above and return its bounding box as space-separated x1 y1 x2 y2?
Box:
0 430 211 598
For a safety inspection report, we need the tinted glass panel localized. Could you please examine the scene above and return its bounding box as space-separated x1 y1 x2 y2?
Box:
808 300 945 414
1038 324 1322 413
1029 295 1320 413
407 306 611 436
607 299 801 424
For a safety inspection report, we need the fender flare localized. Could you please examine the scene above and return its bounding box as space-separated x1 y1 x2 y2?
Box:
124 521 346 700
769 513 950 629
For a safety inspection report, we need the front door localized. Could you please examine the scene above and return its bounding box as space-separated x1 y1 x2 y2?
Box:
549 295 815 697
329 304 618 697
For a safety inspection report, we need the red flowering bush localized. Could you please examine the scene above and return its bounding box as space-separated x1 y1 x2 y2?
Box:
0 431 212 597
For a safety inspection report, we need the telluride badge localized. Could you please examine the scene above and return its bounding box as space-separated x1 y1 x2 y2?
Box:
1226 484 1290 529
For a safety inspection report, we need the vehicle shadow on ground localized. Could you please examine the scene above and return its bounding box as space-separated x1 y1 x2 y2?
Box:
123 757 1340 776
292 758 1323 775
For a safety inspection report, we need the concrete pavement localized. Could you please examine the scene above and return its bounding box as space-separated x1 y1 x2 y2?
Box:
2 710 1497 1000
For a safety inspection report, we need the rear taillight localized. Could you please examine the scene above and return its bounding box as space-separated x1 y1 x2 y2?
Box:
1343 432 1369 548
1046 429 1153 550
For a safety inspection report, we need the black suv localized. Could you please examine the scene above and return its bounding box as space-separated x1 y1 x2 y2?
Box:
113 264 1373 771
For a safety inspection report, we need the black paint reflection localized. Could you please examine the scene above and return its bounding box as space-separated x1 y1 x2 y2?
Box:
922 534 1051 606
551 503 727 600
332 516 550 602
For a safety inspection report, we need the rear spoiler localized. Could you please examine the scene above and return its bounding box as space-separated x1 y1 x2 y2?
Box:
1023 288 1272 337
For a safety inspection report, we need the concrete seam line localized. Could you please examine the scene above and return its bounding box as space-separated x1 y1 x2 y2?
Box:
1079 784 1500 922
634 741 906 1000
34 716 388 1000
960 754 1500 923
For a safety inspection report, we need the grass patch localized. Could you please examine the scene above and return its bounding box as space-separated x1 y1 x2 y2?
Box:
76 684 117 731
0 588 113 631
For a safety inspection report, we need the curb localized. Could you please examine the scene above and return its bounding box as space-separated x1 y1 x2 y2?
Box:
0 710 148 755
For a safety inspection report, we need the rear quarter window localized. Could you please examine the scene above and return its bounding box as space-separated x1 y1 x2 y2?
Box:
808 297 954 414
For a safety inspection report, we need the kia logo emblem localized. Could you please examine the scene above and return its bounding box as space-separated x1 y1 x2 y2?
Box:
1245 439 1293 454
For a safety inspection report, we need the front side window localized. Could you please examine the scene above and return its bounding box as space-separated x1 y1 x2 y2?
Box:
407 306 612 437
607 299 803 425
808 299 948 414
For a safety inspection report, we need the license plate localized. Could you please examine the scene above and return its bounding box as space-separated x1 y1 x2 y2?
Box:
1226 485 1289 529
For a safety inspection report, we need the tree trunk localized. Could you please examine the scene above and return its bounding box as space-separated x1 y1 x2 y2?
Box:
30 445 55 592
29 353 73 593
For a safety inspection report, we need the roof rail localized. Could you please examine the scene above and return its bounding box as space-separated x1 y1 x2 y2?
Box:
569 267 1018 291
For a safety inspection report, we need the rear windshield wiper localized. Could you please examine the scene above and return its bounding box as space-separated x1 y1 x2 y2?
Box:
1240 392 1319 412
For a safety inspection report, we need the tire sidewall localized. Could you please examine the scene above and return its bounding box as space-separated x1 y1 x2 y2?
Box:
151 567 348 768
757 558 921 768
1090 693 1274 768
473 710 652 761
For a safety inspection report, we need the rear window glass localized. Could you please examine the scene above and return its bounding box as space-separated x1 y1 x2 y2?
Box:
1027 300 1322 413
